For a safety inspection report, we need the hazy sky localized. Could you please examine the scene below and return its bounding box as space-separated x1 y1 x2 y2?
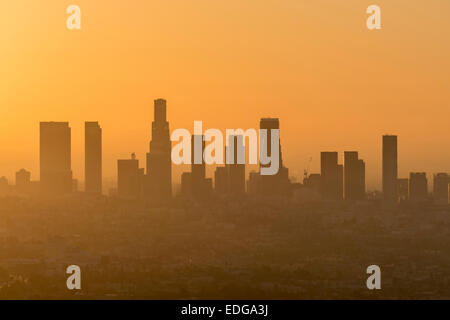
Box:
1 0 449 190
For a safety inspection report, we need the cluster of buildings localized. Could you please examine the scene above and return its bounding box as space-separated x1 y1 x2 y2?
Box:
0 99 449 205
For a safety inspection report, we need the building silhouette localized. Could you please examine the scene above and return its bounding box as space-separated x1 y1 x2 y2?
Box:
40 122 72 194
409 172 428 202
433 173 449 204
320 152 339 200
383 135 398 202
344 151 366 200
258 118 290 196
118 153 142 198
146 99 172 201
85 122 102 194
15 169 31 194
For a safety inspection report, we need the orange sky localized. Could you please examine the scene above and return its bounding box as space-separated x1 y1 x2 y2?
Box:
1 0 449 190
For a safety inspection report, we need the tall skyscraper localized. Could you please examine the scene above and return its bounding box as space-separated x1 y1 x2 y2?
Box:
344 151 366 200
383 135 398 202
118 153 141 198
40 122 72 194
320 152 339 200
85 122 102 194
146 99 172 201
409 172 428 202
259 118 290 196
433 173 449 204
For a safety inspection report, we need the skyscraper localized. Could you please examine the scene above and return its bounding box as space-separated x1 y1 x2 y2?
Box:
146 99 172 201
409 172 428 202
85 122 102 194
40 122 72 194
320 152 339 200
383 135 398 202
259 118 290 196
344 151 366 200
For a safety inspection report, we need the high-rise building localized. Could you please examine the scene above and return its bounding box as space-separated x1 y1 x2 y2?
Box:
146 99 172 201
433 173 449 204
40 122 72 194
383 135 398 202
118 153 141 198
85 122 102 194
344 151 366 200
409 172 428 202
15 168 31 194
320 152 339 200
226 135 245 195
259 118 290 196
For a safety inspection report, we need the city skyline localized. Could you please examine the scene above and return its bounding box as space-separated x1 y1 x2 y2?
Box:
0 103 448 202
1 1 450 190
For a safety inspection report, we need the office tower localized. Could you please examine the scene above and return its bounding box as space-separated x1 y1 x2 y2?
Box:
259 118 290 196
320 152 339 200
226 135 246 195
118 153 141 198
15 169 31 194
344 151 366 200
433 173 449 204
409 172 428 201
85 122 102 194
337 164 343 200
40 122 72 194
383 135 398 202
146 99 172 200
214 166 228 194
397 178 409 202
